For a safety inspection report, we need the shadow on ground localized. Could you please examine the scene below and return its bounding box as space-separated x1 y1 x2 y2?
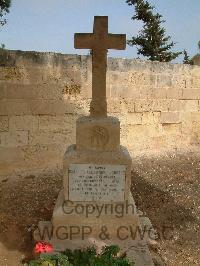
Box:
131 171 198 240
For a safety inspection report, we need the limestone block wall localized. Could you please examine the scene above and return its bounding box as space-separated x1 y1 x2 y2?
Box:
0 50 200 177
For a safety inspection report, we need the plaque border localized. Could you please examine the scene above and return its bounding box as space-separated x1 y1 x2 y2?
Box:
67 163 127 202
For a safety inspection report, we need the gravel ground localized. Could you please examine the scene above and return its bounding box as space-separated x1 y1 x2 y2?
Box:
0 150 199 265
132 150 200 265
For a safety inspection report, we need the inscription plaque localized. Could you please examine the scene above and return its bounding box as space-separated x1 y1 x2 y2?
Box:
68 164 126 202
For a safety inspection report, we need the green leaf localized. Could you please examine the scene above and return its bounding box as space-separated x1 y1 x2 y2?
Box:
28 261 40 266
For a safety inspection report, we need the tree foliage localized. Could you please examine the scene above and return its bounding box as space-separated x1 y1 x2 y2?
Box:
0 0 11 26
126 0 182 62
183 50 193 65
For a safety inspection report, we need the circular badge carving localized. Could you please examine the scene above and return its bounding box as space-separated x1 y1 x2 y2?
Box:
91 126 109 149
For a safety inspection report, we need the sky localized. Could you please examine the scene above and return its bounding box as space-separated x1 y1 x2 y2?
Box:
0 0 200 62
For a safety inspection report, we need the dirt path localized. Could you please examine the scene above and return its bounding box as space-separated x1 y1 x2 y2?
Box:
0 151 199 265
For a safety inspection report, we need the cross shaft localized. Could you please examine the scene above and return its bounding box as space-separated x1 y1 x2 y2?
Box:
74 16 126 117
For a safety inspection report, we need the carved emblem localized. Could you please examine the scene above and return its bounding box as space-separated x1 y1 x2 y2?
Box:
91 126 109 148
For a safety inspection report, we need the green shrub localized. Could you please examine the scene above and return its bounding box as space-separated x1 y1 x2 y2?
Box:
29 253 70 266
28 245 132 266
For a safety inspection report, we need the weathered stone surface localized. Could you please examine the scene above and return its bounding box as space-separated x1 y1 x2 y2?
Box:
0 48 200 176
166 88 182 99
38 115 77 131
0 131 28 147
110 85 140 98
192 77 200 88
190 112 200 121
168 99 182 111
134 100 153 112
0 116 8 132
75 16 126 117
9 115 39 131
191 122 200 144
135 99 169 112
76 116 120 151
107 99 122 113
35 193 154 266
160 112 180 124
182 89 200 99
162 123 182 134
29 100 69 115
52 189 139 238
127 113 142 125
142 112 160 125
0 100 31 115
157 75 172 87
29 130 74 145
181 100 199 112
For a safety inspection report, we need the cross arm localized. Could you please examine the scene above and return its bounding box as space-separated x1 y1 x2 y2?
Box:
74 33 94 49
107 34 126 50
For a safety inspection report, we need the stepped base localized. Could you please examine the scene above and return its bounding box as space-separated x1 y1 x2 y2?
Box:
34 191 154 266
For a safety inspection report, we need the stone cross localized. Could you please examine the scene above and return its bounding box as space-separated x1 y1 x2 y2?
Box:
74 16 126 117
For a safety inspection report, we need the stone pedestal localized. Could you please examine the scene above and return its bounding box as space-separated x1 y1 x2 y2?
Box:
53 115 139 239
34 116 154 265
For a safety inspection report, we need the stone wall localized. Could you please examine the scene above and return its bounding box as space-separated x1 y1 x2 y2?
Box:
0 50 200 177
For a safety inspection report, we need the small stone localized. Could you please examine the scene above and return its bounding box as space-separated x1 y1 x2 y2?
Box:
147 239 160 251
152 255 166 266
